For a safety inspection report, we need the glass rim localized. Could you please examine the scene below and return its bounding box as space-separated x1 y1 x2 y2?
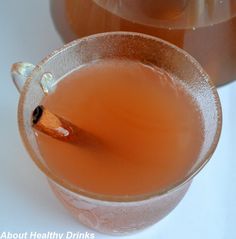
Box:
18 31 222 203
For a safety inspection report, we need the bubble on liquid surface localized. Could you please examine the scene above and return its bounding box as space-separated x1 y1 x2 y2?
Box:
40 72 55 94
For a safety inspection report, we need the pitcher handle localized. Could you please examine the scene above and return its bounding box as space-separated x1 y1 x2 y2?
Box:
11 62 35 93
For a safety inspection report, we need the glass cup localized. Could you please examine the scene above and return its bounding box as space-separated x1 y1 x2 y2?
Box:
11 32 222 235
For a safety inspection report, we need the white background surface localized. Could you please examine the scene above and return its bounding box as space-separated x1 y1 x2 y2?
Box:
0 1 235 238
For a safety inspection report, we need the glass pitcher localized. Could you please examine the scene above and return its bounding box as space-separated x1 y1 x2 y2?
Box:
51 0 236 86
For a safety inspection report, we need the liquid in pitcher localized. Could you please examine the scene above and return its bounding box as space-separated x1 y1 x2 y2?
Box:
65 0 236 86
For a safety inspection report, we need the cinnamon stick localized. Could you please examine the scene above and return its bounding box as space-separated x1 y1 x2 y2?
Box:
32 105 100 147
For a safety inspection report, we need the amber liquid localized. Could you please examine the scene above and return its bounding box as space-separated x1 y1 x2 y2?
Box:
36 59 203 196
65 0 236 86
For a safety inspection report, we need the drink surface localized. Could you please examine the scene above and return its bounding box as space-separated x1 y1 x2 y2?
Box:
36 59 203 196
65 0 236 86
